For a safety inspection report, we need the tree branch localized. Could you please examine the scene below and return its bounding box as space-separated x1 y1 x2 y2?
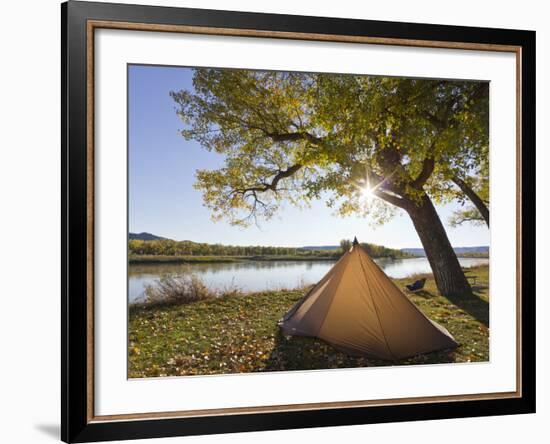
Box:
265 131 323 144
373 189 409 210
236 164 303 194
452 215 484 226
411 156 435 189
376 142 402 175
452 175 489 227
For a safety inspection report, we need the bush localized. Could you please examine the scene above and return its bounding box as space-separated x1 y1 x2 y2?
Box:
144 274 215 305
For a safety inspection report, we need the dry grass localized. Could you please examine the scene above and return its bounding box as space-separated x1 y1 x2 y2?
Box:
128 265 489 378
142 274 240 307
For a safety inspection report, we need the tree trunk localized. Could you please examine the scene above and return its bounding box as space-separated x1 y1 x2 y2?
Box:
452 176 489 227
406 194 472 298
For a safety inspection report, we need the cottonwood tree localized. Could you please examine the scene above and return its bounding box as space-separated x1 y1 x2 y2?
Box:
171 69 488 297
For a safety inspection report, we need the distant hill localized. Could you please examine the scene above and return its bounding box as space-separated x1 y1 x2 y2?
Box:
454 246 490 255
400 248 425 257
401 246 489 257
129 232 168 241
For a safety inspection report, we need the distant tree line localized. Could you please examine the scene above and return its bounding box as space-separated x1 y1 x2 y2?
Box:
129 238 410 259
339 239 413 259
130 239 307 257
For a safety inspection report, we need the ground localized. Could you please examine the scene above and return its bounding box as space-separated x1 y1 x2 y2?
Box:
128 265 489 378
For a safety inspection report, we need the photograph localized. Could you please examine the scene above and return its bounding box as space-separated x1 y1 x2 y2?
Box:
56 1 537 441
127 65 490 378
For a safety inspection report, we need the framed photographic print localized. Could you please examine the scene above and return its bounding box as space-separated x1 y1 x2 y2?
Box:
61 1 536 442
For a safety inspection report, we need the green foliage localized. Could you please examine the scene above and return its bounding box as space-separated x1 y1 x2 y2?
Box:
171 69 488 225
128 265 489 377
449 207 485 227
129 255 240 264
360 242 414 259
129 239 300 257
339 238 413 258
340 238 352 253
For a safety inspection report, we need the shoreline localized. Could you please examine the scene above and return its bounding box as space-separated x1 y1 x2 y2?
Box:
129 263 489 307
128 255 339 264
129 254 488 265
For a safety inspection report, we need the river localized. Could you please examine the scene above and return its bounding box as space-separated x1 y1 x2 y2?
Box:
128 257 488 303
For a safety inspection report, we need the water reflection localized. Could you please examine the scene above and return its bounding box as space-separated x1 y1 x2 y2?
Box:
128 257 488 303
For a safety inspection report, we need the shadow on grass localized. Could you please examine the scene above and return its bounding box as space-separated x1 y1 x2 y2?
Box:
407 289 433 299
263 331 349 371
472 284 489 292
443 290 489 327
263 330 457 372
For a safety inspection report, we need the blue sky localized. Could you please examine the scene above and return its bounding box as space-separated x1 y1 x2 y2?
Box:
128 65 489 249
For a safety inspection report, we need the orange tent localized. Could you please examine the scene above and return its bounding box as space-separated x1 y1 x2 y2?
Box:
279 239 458 360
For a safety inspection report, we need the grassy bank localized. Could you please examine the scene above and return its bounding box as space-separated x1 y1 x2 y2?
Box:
457 253 489 258
128 265 489 378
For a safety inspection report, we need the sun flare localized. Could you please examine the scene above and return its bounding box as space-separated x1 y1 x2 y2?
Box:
360 183 375 202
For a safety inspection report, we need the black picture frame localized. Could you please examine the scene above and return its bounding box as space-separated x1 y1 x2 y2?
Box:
61 1 536 442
